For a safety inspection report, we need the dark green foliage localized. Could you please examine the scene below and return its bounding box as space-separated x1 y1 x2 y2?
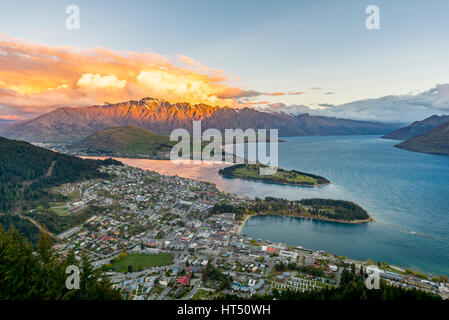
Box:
0 137 122 244
202 263 231 290
0 226 121 300
0 136 122 213
299 198 370 220
210 203 246 220
26 205 102 235
211 197 370 222
0 214 40 245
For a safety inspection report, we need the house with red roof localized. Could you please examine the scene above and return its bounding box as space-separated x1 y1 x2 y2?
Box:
177 274 191 286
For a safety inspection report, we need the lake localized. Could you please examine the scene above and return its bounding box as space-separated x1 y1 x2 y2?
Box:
91 135 449 276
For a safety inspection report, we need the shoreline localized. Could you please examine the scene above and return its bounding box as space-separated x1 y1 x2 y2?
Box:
85 156 372 226
219 163 330 188
239 213 373 234
236 214 440 281
237 213 252 233
221 175 330 188
80 156 446 279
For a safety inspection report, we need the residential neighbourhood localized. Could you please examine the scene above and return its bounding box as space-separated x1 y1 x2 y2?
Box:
52 164 449 300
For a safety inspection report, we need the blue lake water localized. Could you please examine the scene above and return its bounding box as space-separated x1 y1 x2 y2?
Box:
105 136 449 276
240 136 449 276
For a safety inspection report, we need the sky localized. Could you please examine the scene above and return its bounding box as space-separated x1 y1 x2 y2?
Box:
1 0 449 122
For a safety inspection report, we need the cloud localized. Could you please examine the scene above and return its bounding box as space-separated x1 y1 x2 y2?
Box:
0 113 25 121
0 36 257 118
176 54 224 78
263 84 449 123
77 73 127 89
242 100 270 106
216 88 262 99
0 37 313 120
263 103 313 115
267 92 285 96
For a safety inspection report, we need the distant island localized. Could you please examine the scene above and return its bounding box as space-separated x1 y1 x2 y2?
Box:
212 197 372 224
218 163 330 187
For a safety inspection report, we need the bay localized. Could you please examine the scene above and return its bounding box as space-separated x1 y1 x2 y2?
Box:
90 135 449 275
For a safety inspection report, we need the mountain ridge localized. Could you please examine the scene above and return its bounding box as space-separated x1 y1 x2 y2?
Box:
395 120 449 156
0 97 398 143
382 114 449 140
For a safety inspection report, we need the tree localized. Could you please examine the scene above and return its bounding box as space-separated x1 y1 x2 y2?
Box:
127 265 133 273
0 225 121 300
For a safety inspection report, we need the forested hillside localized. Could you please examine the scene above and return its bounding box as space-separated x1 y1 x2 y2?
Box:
0 136 121 213
210 197 371 222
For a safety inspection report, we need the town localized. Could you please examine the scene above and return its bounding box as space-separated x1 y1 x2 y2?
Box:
51 164 449 300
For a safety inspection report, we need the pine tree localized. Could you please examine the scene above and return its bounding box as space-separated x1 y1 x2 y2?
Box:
0 225 121 300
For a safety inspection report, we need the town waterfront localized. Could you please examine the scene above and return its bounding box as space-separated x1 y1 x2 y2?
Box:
93 135 449 276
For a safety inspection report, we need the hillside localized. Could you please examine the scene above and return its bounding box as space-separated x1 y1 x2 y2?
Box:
71 125 174 158
0 136 121 213
395 120 449 156
0 97 397 143
382 115 449 140
294 114 396 136
0 136 121 242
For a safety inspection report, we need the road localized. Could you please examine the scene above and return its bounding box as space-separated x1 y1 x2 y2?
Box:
156 286 172 300
185 279 202 300
336 267 344 286
13 160 57 239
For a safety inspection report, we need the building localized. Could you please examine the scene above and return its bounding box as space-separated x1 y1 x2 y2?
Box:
177 274 191 286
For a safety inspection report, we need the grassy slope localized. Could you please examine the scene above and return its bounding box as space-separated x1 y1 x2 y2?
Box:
72 125 174 155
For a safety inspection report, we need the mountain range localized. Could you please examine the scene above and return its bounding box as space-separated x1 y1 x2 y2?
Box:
395 120 449 156
0 120 15 130
382 115 449 140
0 97 398 143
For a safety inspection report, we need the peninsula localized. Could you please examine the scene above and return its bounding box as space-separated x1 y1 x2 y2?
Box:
212 197 373 224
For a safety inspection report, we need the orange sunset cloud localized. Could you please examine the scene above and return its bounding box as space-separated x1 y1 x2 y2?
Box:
0 36 262 118
0 36 307 119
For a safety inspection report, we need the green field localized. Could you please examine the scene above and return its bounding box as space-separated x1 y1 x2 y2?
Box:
192 289 213 300
219 164 330 186
111 253 173 273
51 206 69 216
